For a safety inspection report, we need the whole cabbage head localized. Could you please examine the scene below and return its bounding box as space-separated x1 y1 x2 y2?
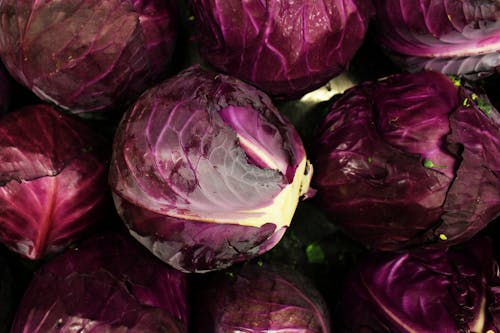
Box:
109 65 313 272
373 0 500 78
0 104 110 259
192 263 330 333
337 237 500 332
10 232 188 333
189 0 373 99
0 0 177 115
313 71 500 251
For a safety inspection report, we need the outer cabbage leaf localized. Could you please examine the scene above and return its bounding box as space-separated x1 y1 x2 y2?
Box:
0 105 110 259
192 263 330 333
109 65 313 272
0 0 177 114
373 0 500 77
190 0 373 99
337 237 500 333
313 71 500 250
10 232 188 333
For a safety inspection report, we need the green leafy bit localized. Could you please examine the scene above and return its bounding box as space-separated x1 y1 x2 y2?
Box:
306 243 325 264
423 159 448 169
470 93 493 117
449 75 461 87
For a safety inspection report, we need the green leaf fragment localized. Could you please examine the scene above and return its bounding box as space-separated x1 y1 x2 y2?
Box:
423 159 448 169
449 75 461 87
470 93 492 117
306 243 325 264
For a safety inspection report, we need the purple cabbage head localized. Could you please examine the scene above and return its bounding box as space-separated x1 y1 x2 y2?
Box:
10 232 188 332
192 263 330 333
0 105 110 260
373 0 500 78
337 237 500 332
189 0 373 99
0 0 177 114
313 71 500 251
109 65 313 272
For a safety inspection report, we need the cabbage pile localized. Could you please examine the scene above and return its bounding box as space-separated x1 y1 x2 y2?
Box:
0 0 498 332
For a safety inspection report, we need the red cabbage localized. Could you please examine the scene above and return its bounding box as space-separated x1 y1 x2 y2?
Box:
10 232 188 332
190 0 373 99
109 65 313 272
0 0 177 114
192 264 330 333
313 71 500 250
373 0 500 78
337 238 500 332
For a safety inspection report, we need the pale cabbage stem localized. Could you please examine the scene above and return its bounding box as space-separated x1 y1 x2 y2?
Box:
470 289 486 333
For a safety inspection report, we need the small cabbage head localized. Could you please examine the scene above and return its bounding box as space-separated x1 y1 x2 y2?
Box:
189 0 373 99
192 263 330 333
0 0 177 114
313 71 500 250
373 0 500 78
337 237 500 332
10 232 188 333
0 105 110 259
109 65 313 272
